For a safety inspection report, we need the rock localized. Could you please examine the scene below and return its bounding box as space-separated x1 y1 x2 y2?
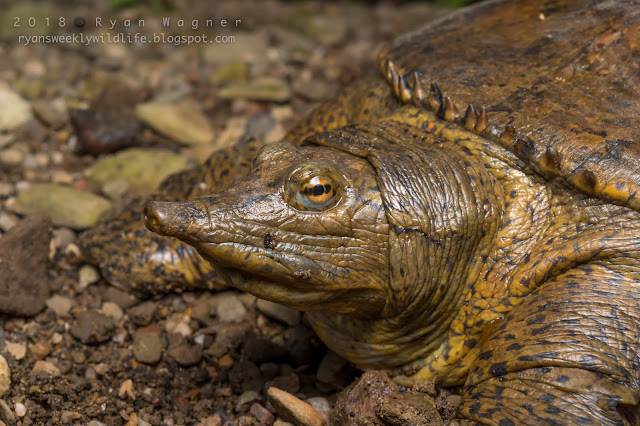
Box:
31 360 60 376
292 79 334 101
23 152 49 169
7 183 111 230
27 340 52 360
133 332 163 364
0 357 9 397
167 334 203 367
128 301 157 326
14 402 25 419
45 295 74 317
0 214 50 316
0 149 24 167
4 342 26 361
216 295 246 323
201 31 268 65
101 302 124 322
0 399 16 426
235 390 260 413
303 15 348 46
165 313 192 337
210 61 249 85
306 397 330 422
102 286 139 309
267 387 326 426
256 299 300 326
31 98 68 129
87 148 190 195
229 360 264 393
316 350 351 388
330 371 443 425
0 183 15 198
218 78 291 102
266 373 300 395
70 310 116 344
118 379 136 400
218 353 234 370
0 211 18 232
250 402 274 425
78 264 100 288
70 109 142 156
135 100 214 145
0 84 32 131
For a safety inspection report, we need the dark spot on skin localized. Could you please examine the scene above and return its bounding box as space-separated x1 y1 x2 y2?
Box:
469 402 481 414
574 169 597 191
506 342 524 351
557 375 570 383
499 419 515 426
478 350 493 360
464 339 476 348
538 394 556 404
488 362 508 376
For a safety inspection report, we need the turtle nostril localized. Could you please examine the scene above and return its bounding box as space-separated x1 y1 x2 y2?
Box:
143 202 161 232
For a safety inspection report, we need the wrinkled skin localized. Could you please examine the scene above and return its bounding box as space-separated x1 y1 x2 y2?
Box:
87 0 640 423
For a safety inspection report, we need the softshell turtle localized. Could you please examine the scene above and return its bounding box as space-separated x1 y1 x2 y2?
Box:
85 0 640 422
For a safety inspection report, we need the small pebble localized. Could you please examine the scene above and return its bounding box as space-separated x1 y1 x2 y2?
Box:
101 302 124 322
250 402 274 425
216 295 246 323
267 387 326 426
0 183 15 198
118 379 136 400
167 336 203 367
128 301 157 326
45 295 73 317
165 313 192 337
235 390 260 413
70 310 115 343
0 212 18 232
27 340 52 360
256 299 300 326
0 149 25 166
0 357 9 397
31 360 60 376
306 397 330 421
78 265 100 289
133 332 163 364
4 342 26 360
218 353 234 370
0 399 15 425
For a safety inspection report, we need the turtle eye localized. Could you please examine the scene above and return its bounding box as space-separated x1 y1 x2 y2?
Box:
297 175 335 208
285 163 345 211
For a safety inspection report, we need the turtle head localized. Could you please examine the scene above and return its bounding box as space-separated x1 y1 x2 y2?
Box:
144 141 391 316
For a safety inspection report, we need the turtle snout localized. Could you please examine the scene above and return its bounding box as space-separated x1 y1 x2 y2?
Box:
144 201 173 236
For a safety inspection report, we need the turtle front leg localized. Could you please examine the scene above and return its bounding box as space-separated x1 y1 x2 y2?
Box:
457 264 640 424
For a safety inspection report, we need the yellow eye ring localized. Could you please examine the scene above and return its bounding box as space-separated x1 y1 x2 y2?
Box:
285 163 345 211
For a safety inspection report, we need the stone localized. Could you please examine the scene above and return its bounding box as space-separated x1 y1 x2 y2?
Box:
0 214 50 316
330 371 442 425
0 211 18 232
216 295 246 323
7 184 111 230
135 100 214 145
0 399 16 426
87 148 190 194
0 149 24 166
101 302 124 322
31 360 60 376
235 390 260 413
316 350 350 387
45 295 73 317
0 357 9 397
250 402 274 425
4 342 26 361
303 15 348 46
118 379 136 400
256 299 300 326
0 84 32 131
218 78 291 103
132 332 163 364
70 108 142 156
31 98 68 129
78 265 100 288
128 301 157 326
266 387 326 426
167 335 203 367
306 397 330 422
70 310 116 344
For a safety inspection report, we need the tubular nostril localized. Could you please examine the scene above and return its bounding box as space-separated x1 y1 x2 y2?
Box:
143 202 161 232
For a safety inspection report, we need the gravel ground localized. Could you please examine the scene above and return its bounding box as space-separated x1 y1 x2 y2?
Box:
0 1 460 424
